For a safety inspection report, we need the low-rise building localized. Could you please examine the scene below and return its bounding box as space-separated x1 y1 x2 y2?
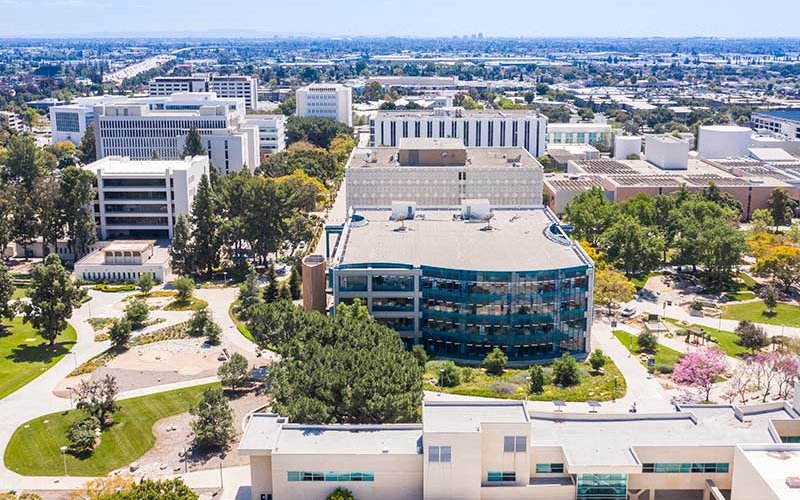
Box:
0 110 23 132
751 109 800 140
345 138 543 209
73 240 170 282
244 114 287 159
296 83 353 126
321 201 594 362
371 107 547 157
546 123 613 149
85 155 208 240
240 399 800 500
149 74 259 109
644 134 690 170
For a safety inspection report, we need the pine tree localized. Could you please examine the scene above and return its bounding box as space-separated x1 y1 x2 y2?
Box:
188 174 220 278
190 386 234 449
24 254 85 345
170 215 192 275
289 266 302 300
263 263 278 302
79 124 96 163
238 265 261 318
0 261 16 322
278 283 291 301
182 126 206 158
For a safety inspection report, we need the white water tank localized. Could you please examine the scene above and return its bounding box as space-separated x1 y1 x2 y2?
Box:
697 125 752 159
614 136 642 160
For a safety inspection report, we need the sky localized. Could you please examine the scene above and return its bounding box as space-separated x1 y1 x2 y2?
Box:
2 0 800 38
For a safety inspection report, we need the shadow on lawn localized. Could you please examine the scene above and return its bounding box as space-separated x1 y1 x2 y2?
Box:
7 340 75 364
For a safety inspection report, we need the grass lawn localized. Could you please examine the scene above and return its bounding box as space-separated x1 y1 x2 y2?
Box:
228 300 254 342
4 383 216 476
11 288 28 300
724 291 756 302
164 297 208 311
662 318 748 358
612 330 683 368
424 357 627 403
721 300 800 328
0 317 77 400
631 272 662 291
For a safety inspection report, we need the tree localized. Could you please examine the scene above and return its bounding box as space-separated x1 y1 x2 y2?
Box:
482 347 508 375
594 269 635 315
698 222 746 287
326 488 355 500
563 187 615 246
438 361 461 387
1 134 47 187
411 344 428 368
67 417 99 454
190 386 235 449
189 174 221 278
58 166 97 256
288 266 302 300
637 330 658 352
79 123 96 163
112 478 198 499
768 188 795 230
285 116 352 149
761 283 779 315
672 347 727 402
205 319 222 345
750 209 773 234
277 283 292 301
263 263 279 302
589 349 606 372
181 126 206 158
218 352 249 390
170 215 193 275
188 307 215 337
265 301 423 424
109 318 132 350
75 374 119 427
753 245 800 292
174 276 195 303
528 364 545 394
238 265 261 318
23 254 84 346
601 215 663 276
246 300 306 348
0 261 16 322
124 299 149 330
135 273 155 296
551 352 581 387
735 320 769 353
0 191 14 254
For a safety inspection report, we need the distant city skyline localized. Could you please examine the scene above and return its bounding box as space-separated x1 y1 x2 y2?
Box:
3 0 800 39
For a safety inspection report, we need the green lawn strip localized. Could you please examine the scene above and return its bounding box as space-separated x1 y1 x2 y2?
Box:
228 300 254 342
662 318 748 358
630 272 662 291
724 291 756 302
423 357 627 403
612 330 683 367
4 383 217 476
0 317 77 400
164 297 208 311
11 288 28 300
721 300 800 328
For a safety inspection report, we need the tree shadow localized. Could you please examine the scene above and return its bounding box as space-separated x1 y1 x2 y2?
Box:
7 341 75 364
761 310 778 318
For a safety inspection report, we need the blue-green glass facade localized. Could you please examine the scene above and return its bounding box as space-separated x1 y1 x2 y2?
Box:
576 473 628 500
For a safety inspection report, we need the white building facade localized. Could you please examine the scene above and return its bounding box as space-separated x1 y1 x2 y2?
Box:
92 92 259 174
0 110 23 133
149 74 259 109
370 107 548 157
85 155 208 240
546 123 613 149
244 115 287 158
296 83 353 126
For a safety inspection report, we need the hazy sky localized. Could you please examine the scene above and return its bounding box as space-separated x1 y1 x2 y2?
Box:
2 0 800 38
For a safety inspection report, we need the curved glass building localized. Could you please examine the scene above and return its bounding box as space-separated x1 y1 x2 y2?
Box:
326 203 594 364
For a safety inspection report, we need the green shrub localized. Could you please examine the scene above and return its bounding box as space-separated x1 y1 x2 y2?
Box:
326 488 355 500
637 330 658 352
124 299 149 329
461 367 476 383
488 381 516 395
67 417 100 454
439 361 461 387
482 347 508 375
529 364 545 393
589 349 607 371
551 352 581 387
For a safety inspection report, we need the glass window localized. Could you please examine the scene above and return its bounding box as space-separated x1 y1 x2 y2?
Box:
429 446 439 462
440 446 451 463
536 463 564 473
488 471 516 482
504 435 527 452
288 471 374 482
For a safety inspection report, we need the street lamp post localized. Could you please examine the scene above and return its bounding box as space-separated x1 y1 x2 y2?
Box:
525 376 531 403
438 369 444 393
219 459 224 489
613 376 618 402
60 446 68 476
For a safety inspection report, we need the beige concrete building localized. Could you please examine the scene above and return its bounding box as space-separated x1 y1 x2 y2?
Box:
240 399 800 500
73 240 170 282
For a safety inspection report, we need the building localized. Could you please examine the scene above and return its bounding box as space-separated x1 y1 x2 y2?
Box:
614 135 643 160
240 398 800 500
644 134 690 170
296 83 353 126
244 114 287 158
25 97 66 112
321 201 594 362
751 109 800 140
73 240 170 283
85 155 208 240
370 107 548 157
148 74 259 109
0 110 23 132
697 125 753 159
544 158 795 219
546 123 613 149
49 96 129 145
91 92 259 174
345 138 543 209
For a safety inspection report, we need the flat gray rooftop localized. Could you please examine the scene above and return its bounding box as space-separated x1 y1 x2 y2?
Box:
424 401 529 433
274 425 422 455
349 146 538 169
336 208 589 272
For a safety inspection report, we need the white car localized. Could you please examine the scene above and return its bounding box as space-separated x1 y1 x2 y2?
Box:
620 306 637 318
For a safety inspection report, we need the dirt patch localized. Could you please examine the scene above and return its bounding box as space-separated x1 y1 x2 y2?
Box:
125 390 267 477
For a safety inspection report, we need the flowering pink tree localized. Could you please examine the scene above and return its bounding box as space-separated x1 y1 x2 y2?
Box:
672 347 727 402
750 352 799 402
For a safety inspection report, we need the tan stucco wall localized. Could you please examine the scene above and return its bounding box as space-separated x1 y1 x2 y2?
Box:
425 432 482 500
249 455 272 500
480 422 531 487
629 446 734 491
730 447 781 500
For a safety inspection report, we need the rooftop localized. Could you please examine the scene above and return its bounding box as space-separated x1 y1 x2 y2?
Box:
334 206 590 272
103 240 154 253
75 241 170 267
85 155 208 175
737 445 800 499
754 108 800 123
349 146 539 169
374 107 543 119
423 401 529 433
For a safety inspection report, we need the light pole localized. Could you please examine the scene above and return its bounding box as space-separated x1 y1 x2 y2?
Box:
525 376 531 403
67 386 73 409
613 376 618 402
223 271 227 285
72 352 77 369
60 446 68 476
219 459 224 489
438 369 444 393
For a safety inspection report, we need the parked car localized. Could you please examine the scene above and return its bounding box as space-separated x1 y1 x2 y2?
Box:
621 305 637 318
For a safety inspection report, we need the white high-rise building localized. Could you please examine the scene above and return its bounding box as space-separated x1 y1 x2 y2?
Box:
49 95 129 145
244 115 287 157
92 92 260 175
85 155 209 240
370 107 548 157
296 83 353 126
149 74 259 109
